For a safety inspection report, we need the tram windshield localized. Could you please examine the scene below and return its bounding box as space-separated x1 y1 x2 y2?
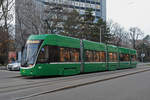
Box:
21 40 42 67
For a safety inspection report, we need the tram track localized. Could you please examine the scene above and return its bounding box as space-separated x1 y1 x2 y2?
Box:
15 67 150 100
0 68 136 89
0 66 149 94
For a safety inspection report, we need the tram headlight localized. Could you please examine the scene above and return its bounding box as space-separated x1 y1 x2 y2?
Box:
38 66 42 69
29 64 33 67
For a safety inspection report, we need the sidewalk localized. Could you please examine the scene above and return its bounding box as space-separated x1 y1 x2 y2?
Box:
138 62 150 66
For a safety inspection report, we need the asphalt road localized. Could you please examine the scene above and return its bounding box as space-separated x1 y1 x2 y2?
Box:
0 64 150 100
0 70 19 79
25 69 150 100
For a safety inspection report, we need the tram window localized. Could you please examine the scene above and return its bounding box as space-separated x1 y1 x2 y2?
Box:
37 46 60 63
49 46 59 62
113 53 118 62
85 50 106 62
60 47 80 62
37 46 49 63
100 52 106 62
85 50 94 62
37 46 80 63
60 48 70 62
94 51 100 62
109 53 113 62
131 55 136 61
70 48 80 62
125 54 130 61
60 48 65 62
120 54 124 61
120 54 130 61
109 52 117 62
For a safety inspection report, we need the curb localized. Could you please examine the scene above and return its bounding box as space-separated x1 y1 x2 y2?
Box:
15 67 150 100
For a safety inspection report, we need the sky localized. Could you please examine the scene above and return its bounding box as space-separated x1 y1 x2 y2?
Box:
107 0 150 35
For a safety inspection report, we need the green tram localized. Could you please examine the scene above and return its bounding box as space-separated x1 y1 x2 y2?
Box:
20 34 137 76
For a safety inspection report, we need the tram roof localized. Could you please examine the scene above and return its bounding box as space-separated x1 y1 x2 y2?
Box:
27 34 136 54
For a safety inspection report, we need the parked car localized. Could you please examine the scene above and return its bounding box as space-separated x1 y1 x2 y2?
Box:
7 62 21 71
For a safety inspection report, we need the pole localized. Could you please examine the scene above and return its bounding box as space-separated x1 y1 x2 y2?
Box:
142 48 143 63
142 45 144 63
100 26 101 43
141 42 144 63
80 40 84 73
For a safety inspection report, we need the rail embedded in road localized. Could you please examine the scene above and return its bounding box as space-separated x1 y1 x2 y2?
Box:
0 65 150 100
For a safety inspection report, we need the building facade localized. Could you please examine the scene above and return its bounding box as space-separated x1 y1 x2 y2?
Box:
37 0 106 21
15 0 106 51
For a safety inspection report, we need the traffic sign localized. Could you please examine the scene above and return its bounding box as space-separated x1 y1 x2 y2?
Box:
141 53 145 57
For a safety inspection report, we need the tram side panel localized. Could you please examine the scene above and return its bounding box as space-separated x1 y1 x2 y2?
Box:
82 40 107 73
34 35 81 76
106 45 119 71
130 49 137 68
118 47 131 69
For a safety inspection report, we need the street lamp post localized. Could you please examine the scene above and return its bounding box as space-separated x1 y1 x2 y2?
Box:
142 48 144 63
141 42 146 63
100 25 105 43
100 26 102 43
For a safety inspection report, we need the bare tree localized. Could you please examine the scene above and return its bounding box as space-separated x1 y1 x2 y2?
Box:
0 0 14 38
129 27 144 49
15 0 45 49
107 20 130 47
0 0 5 22
0 27 8 64
0 0 14 30
0 0 14 64
42 4 66 34
16 0 73 50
